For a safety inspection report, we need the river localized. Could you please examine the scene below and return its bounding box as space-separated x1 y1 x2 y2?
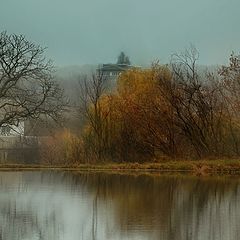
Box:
0 171 239 240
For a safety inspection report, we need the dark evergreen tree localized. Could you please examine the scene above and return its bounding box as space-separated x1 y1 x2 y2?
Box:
117 52 131 65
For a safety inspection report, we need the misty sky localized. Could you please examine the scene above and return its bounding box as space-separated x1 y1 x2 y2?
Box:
0 0 239 66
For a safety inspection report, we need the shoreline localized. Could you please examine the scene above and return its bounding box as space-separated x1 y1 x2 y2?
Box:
0 160 240 175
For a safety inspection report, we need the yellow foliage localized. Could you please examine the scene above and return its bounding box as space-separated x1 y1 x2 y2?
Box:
40 129 83 164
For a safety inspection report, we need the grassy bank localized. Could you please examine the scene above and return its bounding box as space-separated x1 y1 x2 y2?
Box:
1 159 240 175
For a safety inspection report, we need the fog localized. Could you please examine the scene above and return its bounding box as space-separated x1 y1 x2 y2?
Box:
1 0 239 66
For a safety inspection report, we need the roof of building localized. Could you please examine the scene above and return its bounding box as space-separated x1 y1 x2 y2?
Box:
99 64 135 72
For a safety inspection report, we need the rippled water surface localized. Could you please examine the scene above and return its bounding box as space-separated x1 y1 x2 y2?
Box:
0 171 240 240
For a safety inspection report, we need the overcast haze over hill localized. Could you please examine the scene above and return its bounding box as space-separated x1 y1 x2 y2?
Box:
1 0 239 67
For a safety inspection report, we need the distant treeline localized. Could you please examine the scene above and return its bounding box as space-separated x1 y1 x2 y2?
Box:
41 47 240 164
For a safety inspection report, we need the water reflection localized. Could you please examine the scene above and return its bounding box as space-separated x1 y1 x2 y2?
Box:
0 171 239 240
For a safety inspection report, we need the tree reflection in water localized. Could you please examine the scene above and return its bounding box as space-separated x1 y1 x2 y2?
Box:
0 171 239 240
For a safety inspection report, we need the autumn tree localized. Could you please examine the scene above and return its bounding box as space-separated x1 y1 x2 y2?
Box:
116 67 179 159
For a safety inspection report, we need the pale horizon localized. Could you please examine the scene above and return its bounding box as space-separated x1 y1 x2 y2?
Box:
1 0 239 66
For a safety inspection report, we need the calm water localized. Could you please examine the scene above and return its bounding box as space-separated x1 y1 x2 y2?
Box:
0 171 239 240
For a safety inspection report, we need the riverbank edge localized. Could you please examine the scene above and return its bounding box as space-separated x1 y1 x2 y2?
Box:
0 160 240 174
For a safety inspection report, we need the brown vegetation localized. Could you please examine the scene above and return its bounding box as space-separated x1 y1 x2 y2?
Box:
39 47 240 166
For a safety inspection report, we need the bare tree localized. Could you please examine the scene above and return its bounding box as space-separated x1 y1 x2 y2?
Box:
164 46 226 157
0 31 65 130
218 53 240 155
78 70 108 161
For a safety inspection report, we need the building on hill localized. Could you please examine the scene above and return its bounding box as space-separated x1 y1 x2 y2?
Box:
97 52 138 81
99 63 133 78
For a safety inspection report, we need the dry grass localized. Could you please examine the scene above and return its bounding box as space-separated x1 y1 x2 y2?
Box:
0 159 240 175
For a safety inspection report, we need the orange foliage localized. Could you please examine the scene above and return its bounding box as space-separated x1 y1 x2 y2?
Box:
40 129 83 164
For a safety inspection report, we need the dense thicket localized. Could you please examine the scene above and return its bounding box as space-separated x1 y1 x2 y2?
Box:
78 50 240 162
40 49 240 164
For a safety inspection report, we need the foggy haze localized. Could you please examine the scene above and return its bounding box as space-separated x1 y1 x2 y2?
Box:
1 0 239 66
